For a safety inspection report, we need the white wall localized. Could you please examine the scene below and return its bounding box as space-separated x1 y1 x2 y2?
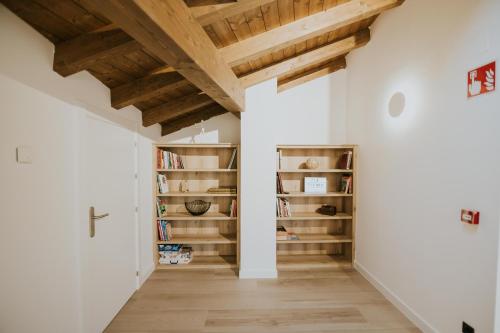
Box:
0 5 161 331
346 1 500 332
240 73 348 278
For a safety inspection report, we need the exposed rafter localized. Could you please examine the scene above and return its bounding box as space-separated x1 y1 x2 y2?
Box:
240 29 369 88
161 104 227 136
142 92 214 127
221 0 403 66
81 0 245 113
191 0 275 26
111 72 190 109
185 0 237 6
53 27 141 77
278 57 347 92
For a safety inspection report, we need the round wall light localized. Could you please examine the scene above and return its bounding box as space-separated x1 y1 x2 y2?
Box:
388 92 406 118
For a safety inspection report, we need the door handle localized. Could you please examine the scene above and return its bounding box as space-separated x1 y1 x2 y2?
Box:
89 206 109 238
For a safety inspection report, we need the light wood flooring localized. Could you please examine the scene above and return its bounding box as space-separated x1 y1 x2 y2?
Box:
104 268 420 333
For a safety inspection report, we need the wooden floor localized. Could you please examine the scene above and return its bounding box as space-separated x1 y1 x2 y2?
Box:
104 268 420 333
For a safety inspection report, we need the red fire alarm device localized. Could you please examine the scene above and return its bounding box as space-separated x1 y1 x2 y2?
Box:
461 209 480 225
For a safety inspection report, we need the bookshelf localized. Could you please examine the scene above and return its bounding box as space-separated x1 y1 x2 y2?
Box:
153 144 239 270
276 145 357 270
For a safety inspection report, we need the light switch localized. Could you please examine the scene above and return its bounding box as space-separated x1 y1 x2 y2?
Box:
16 146 33 164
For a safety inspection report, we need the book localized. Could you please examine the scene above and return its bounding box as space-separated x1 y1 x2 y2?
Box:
227 148 237 169
157 174 169 193
207 187 237 194
161 150 185 169
276 173 286 194
338 151 353 169
276 225 299 241
229 199 237 217
276 198 291 217
340 175 353 194
156 198 167 218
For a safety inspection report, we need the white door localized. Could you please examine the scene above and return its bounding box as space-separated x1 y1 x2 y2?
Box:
80 114 137 333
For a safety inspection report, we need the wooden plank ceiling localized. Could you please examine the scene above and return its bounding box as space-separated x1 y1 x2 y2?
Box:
1 0 403 135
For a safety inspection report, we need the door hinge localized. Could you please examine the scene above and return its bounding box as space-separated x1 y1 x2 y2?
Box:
134 173 138 179
135 206 139 213
136 271 139 277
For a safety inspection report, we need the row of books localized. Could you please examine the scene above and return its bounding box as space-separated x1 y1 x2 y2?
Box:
276 173 286 194
338 151 353 170
276 198 292 217
157 220 173 241
340 175 353 194
158 244 192 265
157 150 184 169
276 225 298 241
157 174 169 194
229 199 237 218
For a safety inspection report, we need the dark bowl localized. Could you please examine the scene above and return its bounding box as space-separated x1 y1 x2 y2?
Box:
316 205 337 216
185 200 211 216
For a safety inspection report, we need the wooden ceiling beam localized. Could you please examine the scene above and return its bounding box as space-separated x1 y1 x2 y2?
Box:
240 29 369 87
185 0 237 6
81 0 245 113
111 72 190 109
53 27 141 77
161 104 227 136
191 0 275 26
142 92 215 127
277 57 347 92
221 0 403 66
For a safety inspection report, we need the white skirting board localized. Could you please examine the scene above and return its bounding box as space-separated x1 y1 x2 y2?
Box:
354 261 438 333
239 268 278 279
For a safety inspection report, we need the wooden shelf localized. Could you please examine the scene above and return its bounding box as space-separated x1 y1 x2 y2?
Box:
277 234 352 244
157 212 236 221
277 212 352 221
156 255 237 270
277 192 352 198
277 169 353 173
157 168 237 173
156 144 238 149
277 145 357 149
157 191 236 197
277 255 352 269
157 234 236 245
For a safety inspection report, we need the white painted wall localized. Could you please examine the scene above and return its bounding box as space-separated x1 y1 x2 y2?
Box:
0 5 162 332
346 1 500 332
240 73 348 278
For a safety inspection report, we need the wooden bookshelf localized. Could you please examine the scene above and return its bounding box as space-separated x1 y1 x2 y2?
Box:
276 145 357 270
153 144 239 270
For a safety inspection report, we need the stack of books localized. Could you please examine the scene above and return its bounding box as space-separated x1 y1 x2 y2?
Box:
157 220 172 241
158 244 192 265
276 225 298 241
276 198 292 217
229 199 237 217
338 151 353 169
207 187 237 194
157 174 169 193
340 175 353 194
157 150 184 169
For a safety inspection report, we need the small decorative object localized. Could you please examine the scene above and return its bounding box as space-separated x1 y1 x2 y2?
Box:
180 180 189 192
317 205 337 216
185 200 211 216
305 158 319 169
304 177 327 194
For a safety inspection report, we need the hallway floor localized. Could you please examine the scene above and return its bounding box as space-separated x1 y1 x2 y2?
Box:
104 268 420 333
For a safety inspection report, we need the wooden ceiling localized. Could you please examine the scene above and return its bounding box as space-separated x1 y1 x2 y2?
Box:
1 0 404 135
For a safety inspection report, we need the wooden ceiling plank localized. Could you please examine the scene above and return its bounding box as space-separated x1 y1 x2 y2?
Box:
240 29 369 87
81 0 244 112
111 72 191 109
293 0 310 55
277 57 346 92
221 0 403 66
161 104 228 136
142 93 215 127
276 0 296 59
185 0 237 6
244 8 274 67
192 0 275 26
307 0 325 49
225 13 255 74
53 27 141 77
261 1 284 63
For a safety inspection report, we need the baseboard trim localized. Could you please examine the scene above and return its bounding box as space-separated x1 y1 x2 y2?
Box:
239 268 278 279
354 261 438 333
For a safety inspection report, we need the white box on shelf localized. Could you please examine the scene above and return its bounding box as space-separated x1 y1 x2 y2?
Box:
304 177 327 193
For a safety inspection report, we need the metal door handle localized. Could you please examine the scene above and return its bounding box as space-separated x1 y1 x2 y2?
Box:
89 206 109 238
